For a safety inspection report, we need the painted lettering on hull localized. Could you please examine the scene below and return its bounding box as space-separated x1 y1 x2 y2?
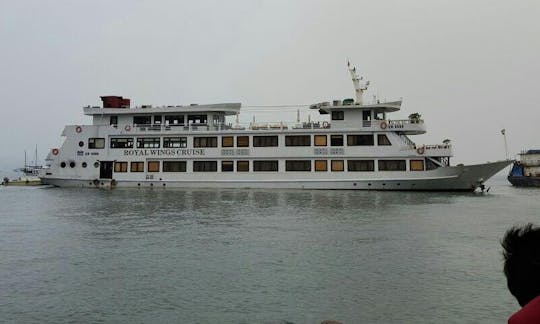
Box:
123 149 205 156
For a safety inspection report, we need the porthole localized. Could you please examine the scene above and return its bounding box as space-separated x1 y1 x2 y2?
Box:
78 141 84 147
94 162 100 168
60 162 66 168
69 161 76 168
82 162 87 168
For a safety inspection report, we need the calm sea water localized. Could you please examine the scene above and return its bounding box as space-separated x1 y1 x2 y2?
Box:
0 174 537 323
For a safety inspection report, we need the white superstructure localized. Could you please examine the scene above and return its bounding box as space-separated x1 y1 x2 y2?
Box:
40 64 511 191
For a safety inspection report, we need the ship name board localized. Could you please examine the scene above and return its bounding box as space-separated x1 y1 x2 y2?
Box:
123 149 206 156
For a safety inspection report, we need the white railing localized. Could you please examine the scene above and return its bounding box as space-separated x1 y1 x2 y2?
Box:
125 121 334 132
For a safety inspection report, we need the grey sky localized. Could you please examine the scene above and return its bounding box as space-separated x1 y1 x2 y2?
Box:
1 0 539 171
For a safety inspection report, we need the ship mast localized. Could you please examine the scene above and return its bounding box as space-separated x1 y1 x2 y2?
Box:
347 61 370 105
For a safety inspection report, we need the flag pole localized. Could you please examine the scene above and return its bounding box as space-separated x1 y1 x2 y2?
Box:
502 129 508 160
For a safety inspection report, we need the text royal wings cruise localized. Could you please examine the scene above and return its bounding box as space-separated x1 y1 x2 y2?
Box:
40 64 511 191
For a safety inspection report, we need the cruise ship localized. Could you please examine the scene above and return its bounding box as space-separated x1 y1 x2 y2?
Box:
40 65 511 190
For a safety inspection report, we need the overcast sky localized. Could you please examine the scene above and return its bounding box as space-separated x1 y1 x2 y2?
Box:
1 0 539 172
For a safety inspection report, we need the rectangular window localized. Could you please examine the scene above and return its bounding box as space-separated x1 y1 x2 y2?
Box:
188 114 207 125
331 111 344 120
286 160 311 171
347 135 374 146
110 116 118 125
378 160 406 171
137 137 160 148
131 162 144 172
88 138 105 149
254 160 278 172
147 161 160 172
114 162 128 172
285 135 311 146
330 135 343 146
237 160 249 172
314 135 327 146
348 160 375 172
164 115 184 125
163 137 187 148
331 160 344 172
193 137 217 148
237 136 249 147
222 136 234 148
133 116 151 125
377 134 391 146
410 159 425 171
154 115 162 125
193 161 217 172
221 161 234 172
110 138 134 149
253 136 278 147
315 160 328 172
163 161 187 172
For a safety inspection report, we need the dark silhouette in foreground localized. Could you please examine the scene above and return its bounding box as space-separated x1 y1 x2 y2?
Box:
502 223 540 323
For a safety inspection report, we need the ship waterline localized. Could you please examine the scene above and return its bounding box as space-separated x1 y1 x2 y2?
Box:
39 64 511 191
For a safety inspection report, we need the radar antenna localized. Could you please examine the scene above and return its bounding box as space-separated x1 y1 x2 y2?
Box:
347 60 370 105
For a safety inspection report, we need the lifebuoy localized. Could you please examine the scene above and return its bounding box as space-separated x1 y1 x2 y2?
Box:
322 121 330 129
75 126 82 133
52 148 59 155
125 125 132 131
380 121 388 129
417 147 425 155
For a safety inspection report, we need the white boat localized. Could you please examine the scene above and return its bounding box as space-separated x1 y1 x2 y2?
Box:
39 64 511 191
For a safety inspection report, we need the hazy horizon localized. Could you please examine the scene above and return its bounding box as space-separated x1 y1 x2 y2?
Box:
2 0 539 172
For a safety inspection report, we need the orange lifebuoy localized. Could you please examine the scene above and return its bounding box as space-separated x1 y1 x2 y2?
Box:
417 147 425 155
52 148 59 155
380 121 388 129
75 126 82 133
322 121 330 128
124 125 132 131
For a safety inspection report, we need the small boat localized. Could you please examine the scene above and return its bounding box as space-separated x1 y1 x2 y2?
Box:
2 147 44 186
508 150 540 187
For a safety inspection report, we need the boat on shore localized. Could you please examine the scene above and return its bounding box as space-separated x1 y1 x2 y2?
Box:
508 150 540 187
39 63 511 191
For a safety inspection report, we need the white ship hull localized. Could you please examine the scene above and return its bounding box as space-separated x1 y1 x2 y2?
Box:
42 160 511 191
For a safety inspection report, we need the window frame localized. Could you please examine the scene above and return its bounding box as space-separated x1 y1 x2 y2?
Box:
88 138 105 149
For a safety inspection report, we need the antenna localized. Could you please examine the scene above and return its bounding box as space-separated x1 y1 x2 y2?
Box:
501 128 508 160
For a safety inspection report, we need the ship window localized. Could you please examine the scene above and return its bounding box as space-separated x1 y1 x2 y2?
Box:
375 112 385 120
82 162 87 168
164 115 184 125
94 162 100 168
193 137 217 148
137 137 160 148
253 136 278 147
110 138 134 149
60 162 66 168
163 137 187 148
314 135 327 146
69 161 76 168
88 138 105 149
147 161 160 172
131 162 144 172
221 161 234 172
286 160 311 171
133 116 151 125
347 135 374 146
222 136 234 147
163 161 187 172
348 160 375 171
237 136 249 147
237 160 249 172
330 135 343 146
78 141 84 147
110 116 118 125
254 160 278 172
331 111 344 120
193 161 217 172
410 159 424 171
285 135 311 146
188 114 207 125
315 160 327 172
378 160 406 171
154 115 162 125
114 162 128 172
377 134 391 146
331 160 344 172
